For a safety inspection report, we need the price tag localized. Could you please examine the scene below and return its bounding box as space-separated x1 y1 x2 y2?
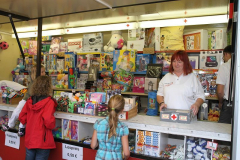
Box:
119 112 126 120
62 143 83 160
5 131 20 149
206 141 218 150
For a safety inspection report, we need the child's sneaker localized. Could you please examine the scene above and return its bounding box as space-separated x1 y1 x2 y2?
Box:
18 128 25 137
1 124 9 131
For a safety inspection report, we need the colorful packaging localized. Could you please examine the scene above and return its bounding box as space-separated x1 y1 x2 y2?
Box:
183 29 208 50
49 37 62 54
62 119 71 140
59 42 68 52
146 91 158 116
102 77 112 91
82 33 103 52
57 59 65 71
136 54 152 72
28 41 37 55
100 52 113 71
71 120 79 141
77 54 93 71
84 101 96 115
64 53 77 71
21 40 29 54
68 68 78 89
113 49 136 72
68 38 83 53
132 77 145 93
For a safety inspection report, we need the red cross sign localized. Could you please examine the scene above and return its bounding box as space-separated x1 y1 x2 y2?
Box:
171 114 178 121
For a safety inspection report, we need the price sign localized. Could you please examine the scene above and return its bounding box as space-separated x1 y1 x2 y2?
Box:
5 131 20 149
62 143 83 160
206 141 218 150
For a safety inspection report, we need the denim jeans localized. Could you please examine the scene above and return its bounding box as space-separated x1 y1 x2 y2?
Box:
25 148 50 160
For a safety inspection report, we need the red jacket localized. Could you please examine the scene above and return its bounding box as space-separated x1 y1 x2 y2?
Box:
19 96 57 149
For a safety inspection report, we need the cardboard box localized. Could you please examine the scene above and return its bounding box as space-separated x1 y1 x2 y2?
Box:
144 78 160 93
9 97 23 105
119 105 138 120
199 50 223 69
127 40 144 52
143 48 155 54
160 109 194 124
183 29 208 50
82 33 103 52
113 50 136 72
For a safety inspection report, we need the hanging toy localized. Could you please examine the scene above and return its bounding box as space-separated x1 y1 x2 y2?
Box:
0 41 9 50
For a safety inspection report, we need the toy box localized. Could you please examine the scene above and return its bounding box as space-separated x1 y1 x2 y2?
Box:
49 55 57 70
82 33 103 52
127 40 145 52
68 38 83 53
64 52 77 71
68 68 78 89
21 40 29 54
136 54 152 72
59 42 68 52
84 101 96 116
100 52 113 71
28 40 37 55
56 59 65 71
71 120 79 141
49 37 62 54
90 56 100 68
62 119 71 140
208 29 227 50
199 50 223 69
132 77 145 93
153 53 172 75
128 28 145 41
113 49 136 72
77 54 93 71
144 78 160 93
183 29 208 50
160 108 194 124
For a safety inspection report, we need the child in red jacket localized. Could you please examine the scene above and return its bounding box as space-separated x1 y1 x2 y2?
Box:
19 76 57 160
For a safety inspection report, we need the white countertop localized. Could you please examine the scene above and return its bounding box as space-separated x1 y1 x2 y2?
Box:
0 104 231 142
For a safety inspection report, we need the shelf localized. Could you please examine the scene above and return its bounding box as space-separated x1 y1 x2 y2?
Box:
54 111 231 142
205 96 218 100
121 92 148 96
0 104 231 141
137 49 223 54
53 88 84 92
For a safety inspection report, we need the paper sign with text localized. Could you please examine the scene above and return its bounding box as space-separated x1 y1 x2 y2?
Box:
62 143 83 160
206 141 218 150
5 131 20 149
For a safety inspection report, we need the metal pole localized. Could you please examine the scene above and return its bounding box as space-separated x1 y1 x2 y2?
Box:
8 14 25 65
36 18 42 78
231 0 240 158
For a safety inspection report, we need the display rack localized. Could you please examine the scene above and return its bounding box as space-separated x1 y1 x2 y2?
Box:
0 104 230 142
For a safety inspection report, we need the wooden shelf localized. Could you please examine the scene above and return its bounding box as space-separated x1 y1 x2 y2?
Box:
121 92 148 96
53 88 84 92
205 96 218 100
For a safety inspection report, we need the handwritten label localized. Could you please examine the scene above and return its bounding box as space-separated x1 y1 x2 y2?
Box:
62 143 83 160
5 131 20 149
206 141 218 150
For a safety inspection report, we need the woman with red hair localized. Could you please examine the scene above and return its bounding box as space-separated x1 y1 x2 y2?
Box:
157 50 205 115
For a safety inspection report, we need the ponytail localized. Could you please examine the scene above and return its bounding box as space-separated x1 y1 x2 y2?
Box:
107 95 125 139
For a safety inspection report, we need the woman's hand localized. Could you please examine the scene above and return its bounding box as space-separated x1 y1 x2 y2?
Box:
190 103 199 115
159 103 167 111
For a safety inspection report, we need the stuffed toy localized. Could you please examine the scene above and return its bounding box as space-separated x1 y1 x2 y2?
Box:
11 64 25 75
104 31 127 52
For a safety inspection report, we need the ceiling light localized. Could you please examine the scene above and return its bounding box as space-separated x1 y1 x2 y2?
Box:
95 0 112 9
12 29 64 38
140 15 228 28
65 22 137 34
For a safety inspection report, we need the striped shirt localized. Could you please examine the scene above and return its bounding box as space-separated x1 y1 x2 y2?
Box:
94 117 129 160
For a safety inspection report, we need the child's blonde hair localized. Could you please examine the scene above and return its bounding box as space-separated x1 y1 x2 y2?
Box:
30 76 52 96
30 64 45 81
107 95 125 139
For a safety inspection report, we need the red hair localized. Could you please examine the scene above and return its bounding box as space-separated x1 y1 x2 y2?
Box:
169 50 193 75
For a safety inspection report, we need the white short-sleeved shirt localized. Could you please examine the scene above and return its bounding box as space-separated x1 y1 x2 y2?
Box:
216 59 231 100
157 73 205 110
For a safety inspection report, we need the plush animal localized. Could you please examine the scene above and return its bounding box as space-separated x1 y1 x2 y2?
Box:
11 64 25 75
104 31 127 52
